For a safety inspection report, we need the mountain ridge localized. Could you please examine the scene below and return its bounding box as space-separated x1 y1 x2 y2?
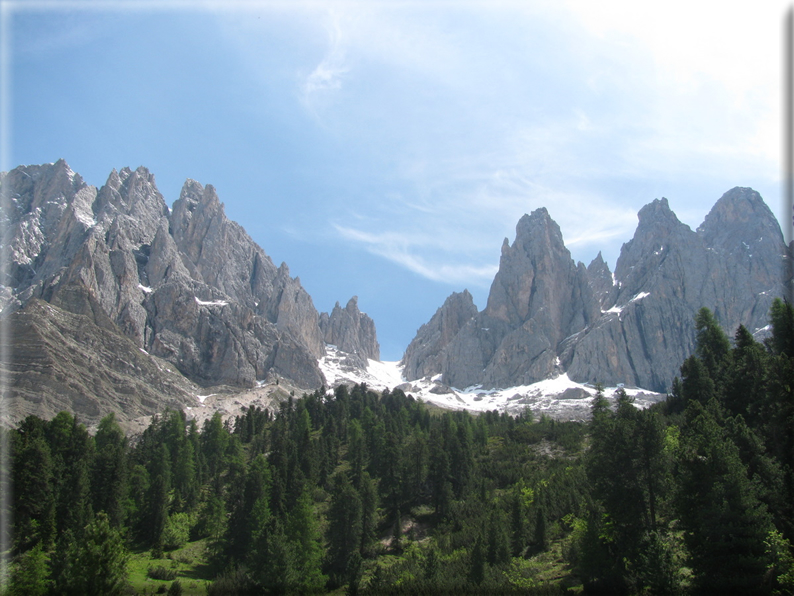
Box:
1 160 379 427
403 187 791 393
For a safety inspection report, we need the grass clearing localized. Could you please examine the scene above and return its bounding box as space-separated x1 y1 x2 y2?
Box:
126 539 213 595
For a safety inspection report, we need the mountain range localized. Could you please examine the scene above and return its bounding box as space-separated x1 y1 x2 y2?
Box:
1 160 790 428
403 188 791 393
0 160 377 428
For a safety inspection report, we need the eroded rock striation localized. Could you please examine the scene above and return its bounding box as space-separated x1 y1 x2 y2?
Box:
403 188 791 392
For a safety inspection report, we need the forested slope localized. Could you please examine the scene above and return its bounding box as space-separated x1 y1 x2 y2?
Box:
5 299 794 595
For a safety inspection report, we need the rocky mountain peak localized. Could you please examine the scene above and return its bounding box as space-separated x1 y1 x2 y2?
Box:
319 296 380 367
633 197 684 239
698 187 784 255
586 251 616 308
418 204 600 389
513 207 564 253
345 295 359 311
2 161 377 426
401 289 479 381
406 187 790 394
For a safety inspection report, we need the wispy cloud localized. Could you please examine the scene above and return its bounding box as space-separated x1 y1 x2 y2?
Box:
171 2 788 282
333 223 498 285
299 11 349 118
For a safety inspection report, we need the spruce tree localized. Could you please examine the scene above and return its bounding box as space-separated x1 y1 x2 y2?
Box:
12 433 55 551
52 512 129 596
285 488 327 591
326 473 362 586
678 400 773 594
469 537 486 586
91 413 128 528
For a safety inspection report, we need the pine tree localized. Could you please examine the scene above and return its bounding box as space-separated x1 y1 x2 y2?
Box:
678 400 774 594
469 536 486 586
223 453 271 564
347 419 367 489
12 433 55 551
534 508 547 553
510 491 525 557
359 471 379 556
8 542 50 596
326 473 362 586
91 413 128 528
52 512 129 596
680 355 716 405
768 298 794 357
51 415 94 540
145 443 171 554
724 325 767 421
486 510 510 566
694 307 731 381
285 488 327 591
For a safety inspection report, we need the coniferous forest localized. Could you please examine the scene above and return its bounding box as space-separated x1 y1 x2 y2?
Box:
4 299 794 595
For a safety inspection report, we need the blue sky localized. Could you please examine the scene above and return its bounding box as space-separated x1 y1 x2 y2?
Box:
2 0 789 360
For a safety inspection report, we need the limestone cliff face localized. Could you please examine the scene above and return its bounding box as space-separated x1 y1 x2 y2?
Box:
568 189 789 391
401 290 478 380
403 188 791 392
433 209 599 389
586 252 616 308
1 160 364 424
319 296 380 367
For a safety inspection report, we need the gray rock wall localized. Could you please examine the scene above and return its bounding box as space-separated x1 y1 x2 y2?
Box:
319 296 380 367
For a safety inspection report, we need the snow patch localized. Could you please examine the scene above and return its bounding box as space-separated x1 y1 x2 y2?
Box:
138 284 153 293
319 345 405 391
602 291 649 315
195 297 228 307
753 324 772 337
73 208 96 228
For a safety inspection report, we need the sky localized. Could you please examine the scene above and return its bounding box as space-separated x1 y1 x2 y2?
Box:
2 0 791 361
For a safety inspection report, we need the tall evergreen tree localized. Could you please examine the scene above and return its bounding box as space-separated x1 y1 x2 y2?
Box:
91 413 128 528
326 473 362 586
12 432 55 551
285 488 327 592
678 400 774 594
224 454 271 565
52 512 129 596
694 307 731 382
145 443 171 553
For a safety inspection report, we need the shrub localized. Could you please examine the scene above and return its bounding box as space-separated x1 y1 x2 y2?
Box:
162 512 191 550
148 565 178 581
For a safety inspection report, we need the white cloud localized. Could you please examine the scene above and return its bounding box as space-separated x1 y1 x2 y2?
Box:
210 3 787 280
333 222 498 285
300 10 349 116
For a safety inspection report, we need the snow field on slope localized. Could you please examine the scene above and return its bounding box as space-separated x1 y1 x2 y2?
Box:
319 345 666 420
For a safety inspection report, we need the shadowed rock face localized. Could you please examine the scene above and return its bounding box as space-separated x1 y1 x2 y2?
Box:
403 188 792 392
1 296 199 429
1 160 376 425
401 290 479 381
